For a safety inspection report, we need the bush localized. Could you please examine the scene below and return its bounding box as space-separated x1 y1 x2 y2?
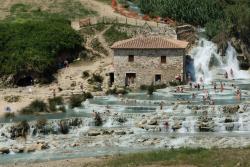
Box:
59 120 69 134
88 74 103 84
4 95 20 103
0 13 83 84
36 118 48 129
147 83 155 95
69 94 85 108
48 96 64 112
140 84 167 91
82 71 90 78
4 112 15 119
20 100 48 114
106 87 128 95
69 92 93 108
104 24 131 45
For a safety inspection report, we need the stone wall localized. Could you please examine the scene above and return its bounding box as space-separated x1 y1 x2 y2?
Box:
113 49 185 87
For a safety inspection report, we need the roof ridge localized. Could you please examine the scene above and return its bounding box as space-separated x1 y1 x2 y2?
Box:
111 36 188 49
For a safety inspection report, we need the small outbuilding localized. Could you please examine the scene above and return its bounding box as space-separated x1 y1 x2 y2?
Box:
110 36 189 88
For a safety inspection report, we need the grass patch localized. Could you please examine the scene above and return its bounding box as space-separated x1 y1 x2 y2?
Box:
104 24 132 46
95 0 112 5
91 38 109 56
7 1 97 21
4 95 20 103
103 148 250 167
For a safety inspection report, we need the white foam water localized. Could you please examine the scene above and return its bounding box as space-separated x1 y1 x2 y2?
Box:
190 38 249 83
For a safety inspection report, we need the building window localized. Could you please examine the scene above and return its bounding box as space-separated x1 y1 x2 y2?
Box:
161 56 166 63
155 74 161 83
128 55 134 62
125 73 136 86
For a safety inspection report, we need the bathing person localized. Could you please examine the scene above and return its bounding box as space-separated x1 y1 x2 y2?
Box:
164 121 169 131
175 74 182 83
230 68 234 78
202 95 206 104
213 82 217 91
5 106 11 113
180 87 184 93
220 82 224 92
225 71 228 79
189 82 192 89
209 99 215 105
192 93 196 99
160 101 164 110
236 88 241 100
200 77 203 83
197 83 200 91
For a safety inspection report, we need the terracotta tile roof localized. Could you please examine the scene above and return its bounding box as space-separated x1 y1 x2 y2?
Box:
111 36 189 49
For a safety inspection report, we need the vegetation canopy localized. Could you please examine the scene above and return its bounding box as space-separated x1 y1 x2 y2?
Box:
0 11 83 85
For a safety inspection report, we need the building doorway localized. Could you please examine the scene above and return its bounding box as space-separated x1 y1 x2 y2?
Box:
109 73 114 86
155 74 161 84
125 73 136 86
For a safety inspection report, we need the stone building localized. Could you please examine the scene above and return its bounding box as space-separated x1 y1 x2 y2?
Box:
110 36 189 88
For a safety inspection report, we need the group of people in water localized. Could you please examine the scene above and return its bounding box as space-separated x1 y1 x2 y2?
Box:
176 68 242 106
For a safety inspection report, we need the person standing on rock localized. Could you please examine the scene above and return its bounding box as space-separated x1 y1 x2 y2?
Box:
160 101 164 110
52 88 56 98
213 82 217 91
230 68 234 78
80 83 84 93
163 121 169 132
225 71 228 79
236 88 241 100
220 82 224 92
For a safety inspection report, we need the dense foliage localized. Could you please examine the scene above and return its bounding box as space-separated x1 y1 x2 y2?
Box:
0 15 83 83
139 0 250 43
138 0 224 25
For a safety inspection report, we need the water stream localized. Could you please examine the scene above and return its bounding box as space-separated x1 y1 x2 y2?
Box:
0 39 250 165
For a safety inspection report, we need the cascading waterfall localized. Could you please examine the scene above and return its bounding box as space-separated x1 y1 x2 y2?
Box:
190 38 249 83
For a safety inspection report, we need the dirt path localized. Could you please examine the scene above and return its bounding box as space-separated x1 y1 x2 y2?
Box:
76 0 171 29
0 24 113 116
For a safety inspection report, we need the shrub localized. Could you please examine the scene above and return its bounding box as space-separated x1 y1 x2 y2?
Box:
58 106 67 113
147 83 155 95
84 92 94 99
88 74 103 84
92 74 103 83
4 95 20 103
59 120 69 134
29 100 48 112
69 94 85 108
82 71 90 78
104 24 131 45
0 13 83 84
69 92 93 108
48 96 64 112
4 112 15 119
20 100 48 114
36 118 48 129
140 84 167 91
